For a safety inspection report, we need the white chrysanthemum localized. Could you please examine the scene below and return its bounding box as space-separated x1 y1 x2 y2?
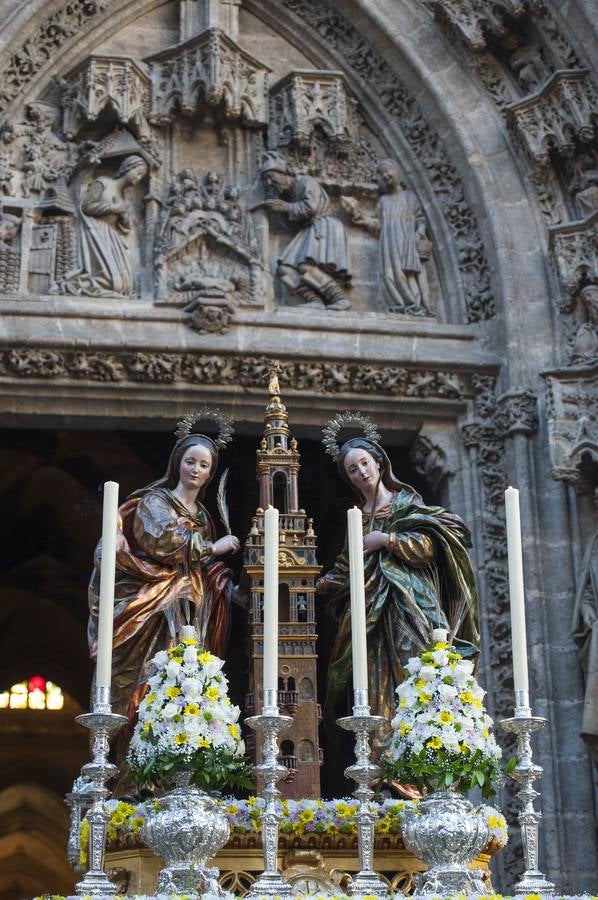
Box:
405 657 422 676
152 650 169 668
181 677 201 699
165 660 181 679
432 648 449 667
418 664 437 682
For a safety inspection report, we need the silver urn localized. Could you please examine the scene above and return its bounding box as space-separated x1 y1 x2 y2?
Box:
141 774 230 897
402 790 490 894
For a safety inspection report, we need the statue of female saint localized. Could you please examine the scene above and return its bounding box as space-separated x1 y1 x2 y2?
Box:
346 158 432 316
258 152 352 310
317 416 479 750
55 154 148 297
88 411 240 721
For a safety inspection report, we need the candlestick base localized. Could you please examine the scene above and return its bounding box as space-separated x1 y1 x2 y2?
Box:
245 711 294 899
501 710 556 897
72 692 127 897
338 710 388 897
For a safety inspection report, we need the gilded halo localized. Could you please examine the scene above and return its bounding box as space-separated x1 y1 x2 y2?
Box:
322 411 381 460
174 407 235 449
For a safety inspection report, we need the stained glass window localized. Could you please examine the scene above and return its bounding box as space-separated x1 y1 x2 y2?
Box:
0 676 64 710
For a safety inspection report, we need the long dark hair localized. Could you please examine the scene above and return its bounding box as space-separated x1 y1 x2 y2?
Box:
128 434 219 500
337 438 422 504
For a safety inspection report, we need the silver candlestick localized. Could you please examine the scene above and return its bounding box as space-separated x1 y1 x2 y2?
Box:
73 685 127 896
501 689 556 897
338 689 389 897
245 690 294 898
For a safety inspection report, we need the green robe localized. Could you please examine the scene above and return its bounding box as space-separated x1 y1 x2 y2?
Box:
323 489 479 741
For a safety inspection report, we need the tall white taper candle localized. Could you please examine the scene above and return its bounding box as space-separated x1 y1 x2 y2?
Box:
347 507 368 694
96 481 119 691
505 486 530 695
263 506 279 706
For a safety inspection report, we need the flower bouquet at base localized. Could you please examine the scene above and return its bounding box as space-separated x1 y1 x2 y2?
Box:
127 627 252 793
383 628 503 798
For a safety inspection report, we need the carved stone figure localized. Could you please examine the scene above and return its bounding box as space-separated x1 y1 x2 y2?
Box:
509 42 551 93
569 151 598 220
572 523 598 753
54 154 148 297
258 152 352 310
571 284 598 364
345 158 432 316
0 208 21 249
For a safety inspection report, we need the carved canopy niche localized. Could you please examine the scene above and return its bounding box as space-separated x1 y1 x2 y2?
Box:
268 70 358 151
60 56 151 140
544 367 598 494
144 28 271 127
431 0 544 50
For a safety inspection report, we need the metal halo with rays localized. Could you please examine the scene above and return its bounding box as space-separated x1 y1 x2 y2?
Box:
321 411 382 461
174 407 234 449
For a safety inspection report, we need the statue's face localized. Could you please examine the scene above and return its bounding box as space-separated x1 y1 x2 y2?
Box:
178 443 213 493
263 170 290 193
378 164 398 191
126 163 148 185
343 447 381 492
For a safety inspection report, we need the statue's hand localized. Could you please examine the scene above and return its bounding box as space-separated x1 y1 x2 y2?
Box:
363 531 389 553
264 199 288 213
213 534 241 556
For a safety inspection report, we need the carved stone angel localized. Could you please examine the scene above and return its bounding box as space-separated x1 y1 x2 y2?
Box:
345 158 432 316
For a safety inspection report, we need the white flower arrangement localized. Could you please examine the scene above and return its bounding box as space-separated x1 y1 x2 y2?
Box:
384 629 503 798
127 627 251 791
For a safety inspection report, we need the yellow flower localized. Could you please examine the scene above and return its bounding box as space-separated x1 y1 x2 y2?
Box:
399 721 412 736
174 732 189 745
418 691 432 705
427 736 443 749
472 698 483 709
460 690 474 703
376 816 391 834
228 723 240 739
247 796 257 807
141 722 152 736
166 686 181 699
335 801 351 817
182 637 197 646
226 804 239 815
415 678 426 691
111 812 126 826
184 703 200 716
199 651 215 665
198 737 210 748
399 697 408 709
434 641 449 650
439 710 454 725
130 816 144 832
145 692 156 706
524 894 542 900
488 815 504 829
459 741 469 753
299 808 315 823
482 726 490 739
204 686 219 701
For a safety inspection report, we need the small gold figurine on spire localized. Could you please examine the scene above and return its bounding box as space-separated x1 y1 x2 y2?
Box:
268 359 281 395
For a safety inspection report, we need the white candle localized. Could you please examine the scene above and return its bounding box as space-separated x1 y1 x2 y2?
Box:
347 507 368 694
263 506 279 706
96 481 119 691
505 486 530 695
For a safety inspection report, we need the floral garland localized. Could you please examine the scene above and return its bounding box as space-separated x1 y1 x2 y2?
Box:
384 630 503 797
127 630 251 792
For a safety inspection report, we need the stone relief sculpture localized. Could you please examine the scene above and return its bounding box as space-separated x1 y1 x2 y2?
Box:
572 524 598 754
343 159 432 317
52 155 148 297
571 285 598 365
258 152 352 310
568 151 598 220
156 167 260 328
508 40 552 93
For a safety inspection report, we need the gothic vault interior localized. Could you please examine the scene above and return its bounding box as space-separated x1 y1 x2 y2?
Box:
0 0 597 896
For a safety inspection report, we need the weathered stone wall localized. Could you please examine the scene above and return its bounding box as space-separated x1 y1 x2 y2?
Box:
0 0 597 893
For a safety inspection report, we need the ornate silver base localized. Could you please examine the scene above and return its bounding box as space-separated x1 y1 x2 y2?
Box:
338 692 388 897
245 705 294 899
502 692 556 898
402 790 489 896
72 686 127 897
141 774 230 898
